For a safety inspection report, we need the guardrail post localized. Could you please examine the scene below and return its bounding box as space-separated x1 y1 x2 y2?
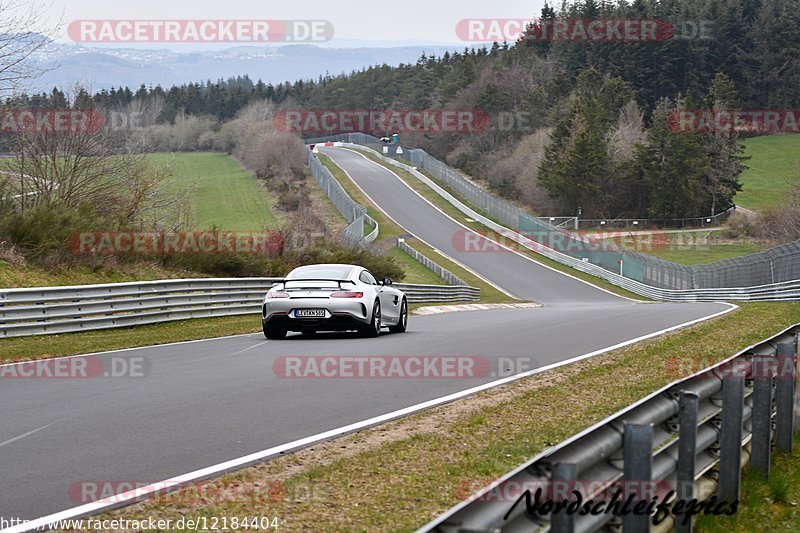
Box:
795 332 800 430
751 356 773 478
622 423 653 533
776 342 796 452
550 462 577 533
675 391 698 533
717 372 745 503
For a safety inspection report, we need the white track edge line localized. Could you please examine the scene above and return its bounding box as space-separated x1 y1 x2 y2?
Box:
0 332 261 368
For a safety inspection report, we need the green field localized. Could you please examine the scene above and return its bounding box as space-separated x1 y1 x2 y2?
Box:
738 134 800 210
147 152 281 230
647 241 763 264
595 231 765 265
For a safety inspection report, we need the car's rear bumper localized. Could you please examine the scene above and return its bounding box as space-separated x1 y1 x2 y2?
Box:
262 298 370 331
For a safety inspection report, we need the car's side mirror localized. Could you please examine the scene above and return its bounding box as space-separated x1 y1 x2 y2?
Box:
382 277 393 286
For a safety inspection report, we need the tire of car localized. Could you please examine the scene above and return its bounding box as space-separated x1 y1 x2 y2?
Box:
361 299 381 337
263 321 287 340
388 298 408 333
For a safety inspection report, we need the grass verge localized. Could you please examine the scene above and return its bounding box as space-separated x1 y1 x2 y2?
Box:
0 315 262 364
647 242 764 265
0 262 201 289
78 303 800 532
738 133 800 211
592 231 765 265
317 152 403 242
696 446 800 531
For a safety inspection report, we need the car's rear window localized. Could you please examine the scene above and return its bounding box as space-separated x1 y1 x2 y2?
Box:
286 265 353 280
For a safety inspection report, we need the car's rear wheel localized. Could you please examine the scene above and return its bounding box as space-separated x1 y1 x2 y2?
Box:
361 300 381 337
263 321 286 340
389 298 408 333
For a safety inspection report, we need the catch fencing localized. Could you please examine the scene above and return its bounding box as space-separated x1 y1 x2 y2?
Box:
314 133 800 293
423 324 800 532
573 209 734 230
0 278 479 338
339 142 800 301
398 145 794 290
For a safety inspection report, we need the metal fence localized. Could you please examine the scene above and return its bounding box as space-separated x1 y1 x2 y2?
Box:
397 239 469 286
574 209 734 230
423 324 800 532
339 143 800 301
315 134 800 292
0 278 480 338
397 145 795 289
399 146 526 230
517 215 800 290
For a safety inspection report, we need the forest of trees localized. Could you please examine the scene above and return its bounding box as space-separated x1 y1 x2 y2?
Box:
4 0 799 219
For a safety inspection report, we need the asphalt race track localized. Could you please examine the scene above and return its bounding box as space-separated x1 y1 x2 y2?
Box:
322 147 625 305
0 147 732 523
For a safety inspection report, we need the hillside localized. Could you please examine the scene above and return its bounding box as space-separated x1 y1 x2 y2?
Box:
738 134 800 211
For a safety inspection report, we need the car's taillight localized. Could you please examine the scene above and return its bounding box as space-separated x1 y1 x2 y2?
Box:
266 291 290 298
330 291 364 298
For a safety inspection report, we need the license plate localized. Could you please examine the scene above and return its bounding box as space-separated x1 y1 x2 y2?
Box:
294 309 326 318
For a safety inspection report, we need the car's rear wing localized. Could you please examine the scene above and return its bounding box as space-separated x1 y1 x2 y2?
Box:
278 278 356 289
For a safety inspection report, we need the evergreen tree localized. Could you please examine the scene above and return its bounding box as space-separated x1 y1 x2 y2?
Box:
539 68 633 215
634 97 710 219
701 73 747 215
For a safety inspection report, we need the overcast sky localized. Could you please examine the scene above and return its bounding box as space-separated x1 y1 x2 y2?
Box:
30 0 547 46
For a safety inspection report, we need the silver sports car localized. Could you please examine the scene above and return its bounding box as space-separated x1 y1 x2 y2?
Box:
261 263 408 339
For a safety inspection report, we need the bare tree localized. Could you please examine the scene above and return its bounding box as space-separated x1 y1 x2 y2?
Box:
606 100 647 164
6 105 185 229
0 0 59 95
758 170 800 244
483 128 555 212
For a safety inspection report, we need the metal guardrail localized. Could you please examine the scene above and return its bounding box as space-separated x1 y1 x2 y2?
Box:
396 283 479 303
423 324 800 532
397 239 469 286
307 147 378 247
0 278 479 338
340 143 800 302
